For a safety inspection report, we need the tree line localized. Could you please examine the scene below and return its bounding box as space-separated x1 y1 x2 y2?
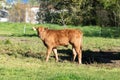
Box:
2 0 119 27
37 0 120 27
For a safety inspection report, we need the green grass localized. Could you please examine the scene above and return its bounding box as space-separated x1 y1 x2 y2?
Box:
0 55 120 80
0 22 120 80
0 22 64 36
0 37 120 56
0 22 36 36
0 22 120 38
83 37 120 51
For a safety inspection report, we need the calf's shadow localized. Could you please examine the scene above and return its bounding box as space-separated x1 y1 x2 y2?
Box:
57 49 120 64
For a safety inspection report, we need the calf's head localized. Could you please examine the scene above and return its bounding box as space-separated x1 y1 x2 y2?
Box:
33 26 48 39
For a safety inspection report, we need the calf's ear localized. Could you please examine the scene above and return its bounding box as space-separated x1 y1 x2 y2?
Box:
32 27 37 31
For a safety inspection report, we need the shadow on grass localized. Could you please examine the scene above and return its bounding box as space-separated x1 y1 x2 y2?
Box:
11 33 37 37
4 48 120 64
0 33 38 37
82 50 120 64
20 49 120 64
57 49 120 64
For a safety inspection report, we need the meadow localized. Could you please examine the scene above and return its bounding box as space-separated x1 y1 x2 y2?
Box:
0 22 120 80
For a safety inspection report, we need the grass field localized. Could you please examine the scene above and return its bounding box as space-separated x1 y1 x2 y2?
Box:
0 54 120 80
0 22 120 80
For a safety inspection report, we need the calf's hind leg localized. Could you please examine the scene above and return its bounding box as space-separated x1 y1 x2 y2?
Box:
72 48 77 62
73 42 82 64
53 48 59 62
75 46 82 64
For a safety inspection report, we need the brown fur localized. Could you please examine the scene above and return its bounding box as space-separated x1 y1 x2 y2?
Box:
35 26 83 64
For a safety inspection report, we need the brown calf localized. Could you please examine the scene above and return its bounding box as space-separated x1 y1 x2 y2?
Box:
34 26 83 64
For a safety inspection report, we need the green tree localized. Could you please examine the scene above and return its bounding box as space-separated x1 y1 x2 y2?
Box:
37 0 120 27
100 0 120 27
28 0 40 6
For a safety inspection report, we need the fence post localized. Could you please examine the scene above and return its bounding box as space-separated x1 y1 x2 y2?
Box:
24 25 26 34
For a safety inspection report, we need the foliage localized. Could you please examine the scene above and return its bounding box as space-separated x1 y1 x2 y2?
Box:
37 0 120 27
100 0 120 26
9 3 26 22
28 0 40 6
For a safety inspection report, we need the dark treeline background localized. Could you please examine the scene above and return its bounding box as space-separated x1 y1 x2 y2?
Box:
36 0 120 27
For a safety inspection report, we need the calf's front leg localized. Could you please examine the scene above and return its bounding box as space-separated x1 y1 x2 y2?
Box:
46 47 52 62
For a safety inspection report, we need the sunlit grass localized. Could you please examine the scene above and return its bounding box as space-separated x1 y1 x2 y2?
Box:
0 22 120 80
0 22 120 38
83 37 120 51
0 54 120 80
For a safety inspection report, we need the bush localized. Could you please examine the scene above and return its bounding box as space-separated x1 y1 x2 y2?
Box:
37 0 120 27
